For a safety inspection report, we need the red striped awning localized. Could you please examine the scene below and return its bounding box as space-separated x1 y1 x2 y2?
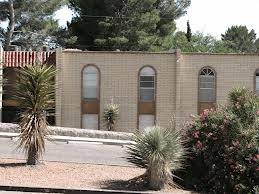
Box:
2 51 56 67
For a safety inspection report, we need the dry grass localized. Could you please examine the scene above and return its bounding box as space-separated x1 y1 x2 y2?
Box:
0 158 191 193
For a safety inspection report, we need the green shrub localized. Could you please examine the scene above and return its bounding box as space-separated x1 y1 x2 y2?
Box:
103 103 119 131
180 88 259 193
126 125 185 190
228 87 259 127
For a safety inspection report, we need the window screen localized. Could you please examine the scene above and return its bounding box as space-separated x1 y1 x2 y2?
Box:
256 69 259 95
199 67 216 102
139 114 155 131
82 66 99 100
140 67 155 101
82 114 98 130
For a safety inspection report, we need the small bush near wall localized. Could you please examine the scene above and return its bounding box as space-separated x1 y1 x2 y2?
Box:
179 87 259 194
103 103 119 131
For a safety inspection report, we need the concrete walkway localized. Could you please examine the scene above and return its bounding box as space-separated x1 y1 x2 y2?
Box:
0 123 133 141
0 137 130 166
0 132 134 146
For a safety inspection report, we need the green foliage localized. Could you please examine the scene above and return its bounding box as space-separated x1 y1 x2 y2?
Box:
68 0 190 51
16 65 56 165
221 25 259 53
126 125 185 190
103 103 119 131
180 88 259 193
0 0 66 49
172 31 234 53
228 87 259 127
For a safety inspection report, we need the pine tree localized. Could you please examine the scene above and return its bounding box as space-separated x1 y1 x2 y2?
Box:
186 20 192 42
0 0 66 50
221 25 258 53
68 0 191 51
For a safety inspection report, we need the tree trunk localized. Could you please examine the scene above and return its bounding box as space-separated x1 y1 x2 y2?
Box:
5 0 15 49
27 145 39 165
148 164 165 190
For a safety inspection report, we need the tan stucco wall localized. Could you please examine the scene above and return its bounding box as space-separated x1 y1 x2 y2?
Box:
56 50 259 131
56 50 177 132
178 53 259 126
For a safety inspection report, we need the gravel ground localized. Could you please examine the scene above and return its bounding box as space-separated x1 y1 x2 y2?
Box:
0 159 191 194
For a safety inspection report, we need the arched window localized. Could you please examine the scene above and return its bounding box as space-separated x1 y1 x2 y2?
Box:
139 67 155 101
255 69 259 95
138 66 156 130
198 67 216 113
82 65 100 130
82 66 99 100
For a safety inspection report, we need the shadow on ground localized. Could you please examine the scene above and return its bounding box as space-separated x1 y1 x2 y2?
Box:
99 175 149 191
0 162 26 167
99 176 194 194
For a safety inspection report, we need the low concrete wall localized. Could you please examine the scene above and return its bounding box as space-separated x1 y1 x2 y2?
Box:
0 123 133 140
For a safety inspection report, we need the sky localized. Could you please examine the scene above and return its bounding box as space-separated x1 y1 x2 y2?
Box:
176 0 259 39
54 6 74 27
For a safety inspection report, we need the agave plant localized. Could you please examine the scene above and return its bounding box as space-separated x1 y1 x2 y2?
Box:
103 103 119 131
15 65 56 165
126 125 185 190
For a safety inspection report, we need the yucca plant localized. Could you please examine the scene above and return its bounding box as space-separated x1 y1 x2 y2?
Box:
103 103 119 131
126 125 185 190
15 65 56 165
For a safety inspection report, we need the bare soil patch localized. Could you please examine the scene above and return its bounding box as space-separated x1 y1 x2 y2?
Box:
0 158 191 193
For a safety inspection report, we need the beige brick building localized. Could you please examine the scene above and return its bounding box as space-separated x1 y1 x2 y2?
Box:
55 48 259 132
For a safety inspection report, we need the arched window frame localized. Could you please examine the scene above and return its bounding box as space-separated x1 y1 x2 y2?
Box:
138 66 156 102
138 65 156 130
82 65 100 100
255 68 259 95
198 66 216 103
81 64 101 130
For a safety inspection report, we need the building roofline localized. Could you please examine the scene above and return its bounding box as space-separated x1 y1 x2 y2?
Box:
62 49 177 54
63 49 259 56
182 52 259 56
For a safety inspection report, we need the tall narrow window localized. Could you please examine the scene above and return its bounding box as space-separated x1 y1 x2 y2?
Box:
255 69 259 95
83 66 98 100
140 67 155 101
138 66 156 130
82 65 100 130
198 67 216 114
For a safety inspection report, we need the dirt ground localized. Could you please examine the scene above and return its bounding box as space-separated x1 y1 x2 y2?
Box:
0 158 192 193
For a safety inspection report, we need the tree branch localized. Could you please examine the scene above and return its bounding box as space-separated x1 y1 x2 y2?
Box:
5 0 15 49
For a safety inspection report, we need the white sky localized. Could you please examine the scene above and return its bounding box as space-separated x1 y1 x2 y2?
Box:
176 0 259 39
54 6 74 27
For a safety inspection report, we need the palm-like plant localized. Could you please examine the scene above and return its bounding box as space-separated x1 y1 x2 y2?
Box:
126 126 185 190
103 103 119 131
15 65 56 165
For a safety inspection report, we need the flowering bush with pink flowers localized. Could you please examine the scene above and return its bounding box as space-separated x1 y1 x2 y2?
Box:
179 88 259 194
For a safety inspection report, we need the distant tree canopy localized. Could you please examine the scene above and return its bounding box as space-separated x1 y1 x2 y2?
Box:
171 31 234 53
172 25 259 53
0 0 67 50
221 25 259 53
68 0 191 51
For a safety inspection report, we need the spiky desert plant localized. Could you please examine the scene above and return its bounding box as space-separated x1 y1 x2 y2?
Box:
103 103 119 131
15 65 56 165
126 125 185 190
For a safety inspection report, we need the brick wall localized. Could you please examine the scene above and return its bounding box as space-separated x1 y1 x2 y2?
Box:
56 50 177 132
178 53 259 127
56 50 259 132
